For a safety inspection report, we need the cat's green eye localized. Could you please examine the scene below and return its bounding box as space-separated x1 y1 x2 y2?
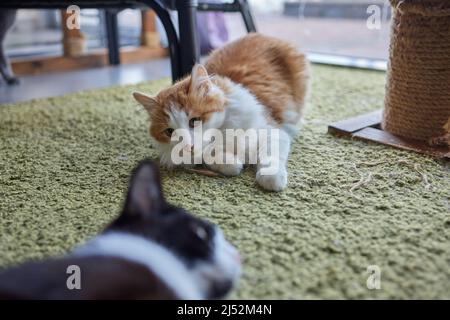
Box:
189 117 202 128
164 128 174 137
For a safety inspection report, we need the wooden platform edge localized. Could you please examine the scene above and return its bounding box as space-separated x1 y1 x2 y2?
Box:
328 110 450 159
327 109 382 136
11 46 168 76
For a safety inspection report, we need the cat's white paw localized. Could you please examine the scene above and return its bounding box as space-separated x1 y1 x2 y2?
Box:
256 167 288 191
208 162 243 176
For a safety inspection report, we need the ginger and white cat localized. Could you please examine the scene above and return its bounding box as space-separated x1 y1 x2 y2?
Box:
133 34 309 191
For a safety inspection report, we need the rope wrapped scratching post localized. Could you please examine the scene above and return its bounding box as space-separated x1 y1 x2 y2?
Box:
382 0 450 145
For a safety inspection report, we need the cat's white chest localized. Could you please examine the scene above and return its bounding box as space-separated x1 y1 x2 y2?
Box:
221 82 269 131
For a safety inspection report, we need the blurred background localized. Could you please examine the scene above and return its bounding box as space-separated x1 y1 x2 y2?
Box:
5 0 391 63
1 0 392 103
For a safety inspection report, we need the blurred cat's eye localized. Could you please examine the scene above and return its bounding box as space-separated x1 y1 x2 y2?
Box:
189 117 202 128
164 128 174 137
193 225 208 241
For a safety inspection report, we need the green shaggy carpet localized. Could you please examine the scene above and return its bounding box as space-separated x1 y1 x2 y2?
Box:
0 65 449 299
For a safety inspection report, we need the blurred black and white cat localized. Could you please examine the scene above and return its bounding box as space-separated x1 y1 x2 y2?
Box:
0 161 241 299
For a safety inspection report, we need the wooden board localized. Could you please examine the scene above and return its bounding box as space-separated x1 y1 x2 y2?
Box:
328 110 450 159
11 46 168 76
353 127 450 159
327 109 382 135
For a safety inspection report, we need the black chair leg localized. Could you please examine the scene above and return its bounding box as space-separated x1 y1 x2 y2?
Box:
175 0 200 78
105 10 120 65
238 0 257 32
142 0 181 82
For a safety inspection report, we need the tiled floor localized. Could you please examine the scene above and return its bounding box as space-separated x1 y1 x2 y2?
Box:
0 58 171 105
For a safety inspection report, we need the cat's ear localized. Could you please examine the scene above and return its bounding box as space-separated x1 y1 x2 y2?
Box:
123 160 165 217
189 64 213 96
133 91 157 112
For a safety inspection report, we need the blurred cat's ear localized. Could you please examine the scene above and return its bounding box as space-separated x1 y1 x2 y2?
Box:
123 160 165 217
190 64 213 96
133 91 157 112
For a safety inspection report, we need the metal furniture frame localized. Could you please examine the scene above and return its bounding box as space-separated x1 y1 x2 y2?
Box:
0 0 256 82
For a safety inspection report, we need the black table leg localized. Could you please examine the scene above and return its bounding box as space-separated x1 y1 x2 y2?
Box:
175 0 200 78
143 0 181 83
239 0 257 32
105 9 120 65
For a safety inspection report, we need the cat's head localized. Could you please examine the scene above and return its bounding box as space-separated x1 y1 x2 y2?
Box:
133 64 227 167
107 160 241 299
